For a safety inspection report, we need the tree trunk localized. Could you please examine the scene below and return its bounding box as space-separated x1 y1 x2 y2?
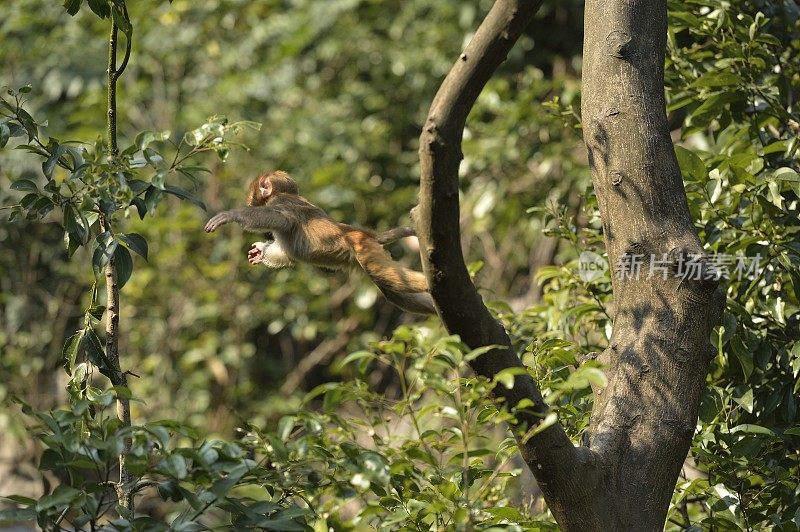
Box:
417 0 724 529
580 0 724 528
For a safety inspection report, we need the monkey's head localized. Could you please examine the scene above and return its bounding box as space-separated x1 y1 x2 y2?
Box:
246 170 300 206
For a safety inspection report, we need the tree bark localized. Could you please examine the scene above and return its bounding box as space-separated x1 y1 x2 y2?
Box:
416 0 723 529
580 0 723 528
416 0 602 527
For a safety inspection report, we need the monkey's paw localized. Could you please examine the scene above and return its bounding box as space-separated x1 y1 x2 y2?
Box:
248 242 267 265
204 212 231 233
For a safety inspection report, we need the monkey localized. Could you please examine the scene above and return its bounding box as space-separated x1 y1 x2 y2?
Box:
204 170 436 315
244 172 415 269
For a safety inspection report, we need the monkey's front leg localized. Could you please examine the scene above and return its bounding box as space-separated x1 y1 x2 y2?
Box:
204 210 240 233
205 206 292 234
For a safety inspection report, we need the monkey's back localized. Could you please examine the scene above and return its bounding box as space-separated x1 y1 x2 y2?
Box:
271 195 356 269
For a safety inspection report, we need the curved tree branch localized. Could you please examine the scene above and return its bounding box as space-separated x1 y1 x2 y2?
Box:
415 1 602 526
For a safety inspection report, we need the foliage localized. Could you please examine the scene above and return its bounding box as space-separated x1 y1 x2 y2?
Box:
0 0 585 434
2 329 581 530
663 1 800 528
0 0 798 530
2 85 256 284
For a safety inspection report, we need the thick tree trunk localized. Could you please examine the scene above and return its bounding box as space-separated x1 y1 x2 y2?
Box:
417 0 723 529
581 0 724 528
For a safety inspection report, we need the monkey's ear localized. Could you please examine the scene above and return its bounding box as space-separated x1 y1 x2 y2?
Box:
258 174 273 198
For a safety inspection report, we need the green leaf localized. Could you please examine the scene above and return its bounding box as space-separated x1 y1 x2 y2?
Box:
730 336 754 380
135 130 170 150
10 179 38 192
82 329 112 376
70 362 89 387
485 506 524 520
163 185 207 211
730 165 756 185
111 1 132 37
277 415 295 441
773 167 800 182
19 193 38 209
128 179 150 193
64 204 89 245
87 305 106 322
130 197 147 219
30 196 55 218
87 0 110 18
62 330 86 374
690 91 741 127
17 109 38 142
464 344 503 362
70 163 89 182
6 123 25 139
762 140 789 155
92 234 117 272
4 495 37 506
767 180 783 209
159 454 188 479
675 146 706 181
176 165 211 174
694 72 743 88
493 367 527 389
732 388 754 413
115 245 134 288
42 145 67 180
230 120 262 131
706 177 722 204
144 148 166 170
118 233 148 260
36 485 82 511
144 186 163 214
730 424 775 436
258 518 307 531
64 145 85 169
62 0 82 15
208 463 248 497
0 123 9 148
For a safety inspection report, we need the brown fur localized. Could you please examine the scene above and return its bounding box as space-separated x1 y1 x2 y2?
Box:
205 171 434 315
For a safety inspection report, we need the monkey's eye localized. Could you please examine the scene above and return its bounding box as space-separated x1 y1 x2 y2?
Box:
264 232 275 242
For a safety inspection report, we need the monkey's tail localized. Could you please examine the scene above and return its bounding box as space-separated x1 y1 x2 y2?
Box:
375 226 416 245
349 234 435 315
377 286 436 315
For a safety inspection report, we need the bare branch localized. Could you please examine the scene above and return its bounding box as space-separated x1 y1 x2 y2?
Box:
415 0 596 523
